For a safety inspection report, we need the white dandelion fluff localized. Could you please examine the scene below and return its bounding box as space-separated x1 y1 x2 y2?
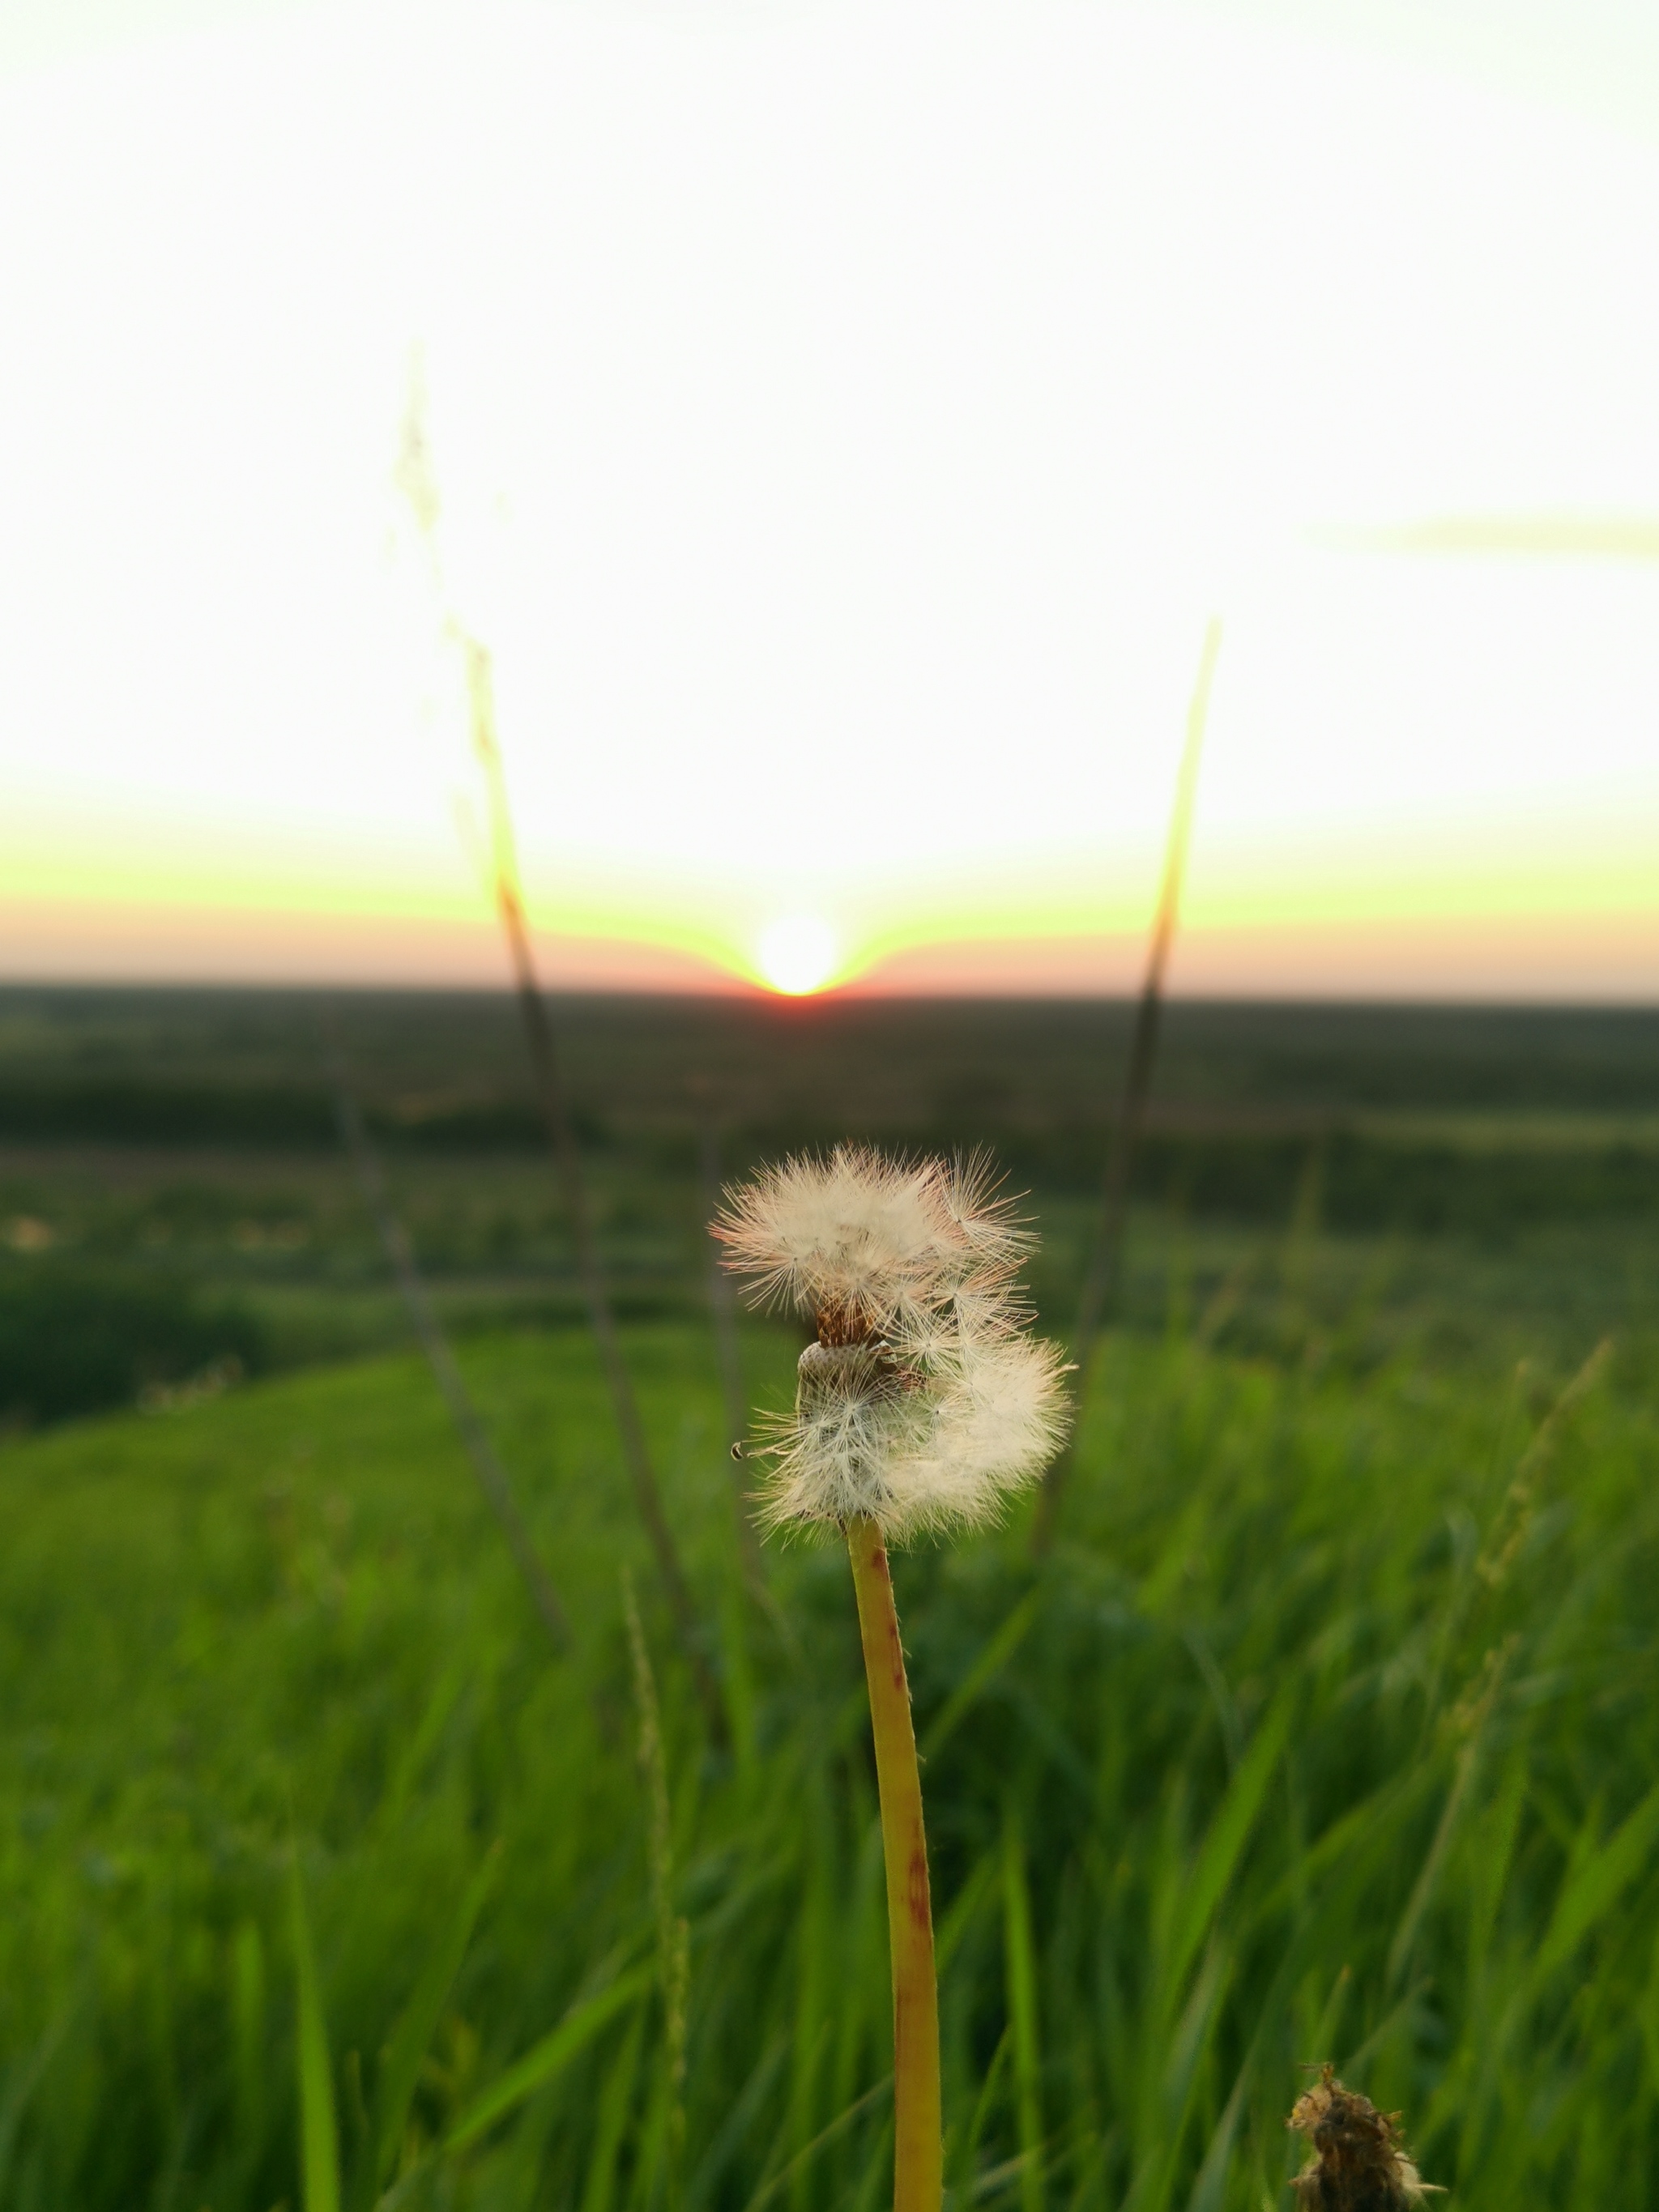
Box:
714 1147 1069 1541
713 1145 1029 1337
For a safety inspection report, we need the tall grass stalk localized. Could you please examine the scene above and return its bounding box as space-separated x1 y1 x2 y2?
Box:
623 1569 690 2205
394 376 720 1732
326 1046 570 1648
697 1115 768 1589
1035 616 1222 1549
465 643 719 1725
288 1851 340 2212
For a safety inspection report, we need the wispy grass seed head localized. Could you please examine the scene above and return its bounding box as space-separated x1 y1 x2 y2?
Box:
714 1146 1068 1541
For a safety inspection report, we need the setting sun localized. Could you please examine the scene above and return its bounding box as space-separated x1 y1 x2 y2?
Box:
757 915 838 996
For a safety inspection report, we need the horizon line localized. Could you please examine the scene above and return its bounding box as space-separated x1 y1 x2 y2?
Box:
2 976 1657 1014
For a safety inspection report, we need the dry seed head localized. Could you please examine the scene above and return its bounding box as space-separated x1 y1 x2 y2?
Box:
1286 2069 1439 2211
713 1147 1068 1541
713 1144 1030 1339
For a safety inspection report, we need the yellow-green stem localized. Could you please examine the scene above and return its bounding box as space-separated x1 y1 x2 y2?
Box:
847 1516 942 2212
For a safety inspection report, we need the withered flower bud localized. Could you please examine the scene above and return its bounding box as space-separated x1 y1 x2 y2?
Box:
1286 2069 1439 2211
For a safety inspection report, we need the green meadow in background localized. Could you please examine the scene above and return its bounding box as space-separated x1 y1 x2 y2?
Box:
0 988 1656 2210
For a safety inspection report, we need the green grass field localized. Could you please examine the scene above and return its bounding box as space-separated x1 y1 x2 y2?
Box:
2 988 1657 2209
2 1300 1656 2210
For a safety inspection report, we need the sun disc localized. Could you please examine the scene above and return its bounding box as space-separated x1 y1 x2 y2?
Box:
757 915 838 995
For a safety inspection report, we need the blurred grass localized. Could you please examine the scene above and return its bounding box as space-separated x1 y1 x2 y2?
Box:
0 1305 1655 2208
2 1134 1647 1422
2 987 1657 2207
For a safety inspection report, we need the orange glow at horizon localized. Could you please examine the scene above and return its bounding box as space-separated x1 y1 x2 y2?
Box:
2 886 1655 1003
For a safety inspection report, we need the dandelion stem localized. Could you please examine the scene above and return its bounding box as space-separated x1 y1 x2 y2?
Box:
846 1517 941 2212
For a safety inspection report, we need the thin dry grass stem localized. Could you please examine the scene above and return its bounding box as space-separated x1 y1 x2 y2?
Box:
1474 1334 1614 1590
464 653 724 1740
1033 617 1222 1554
1192 1247 1259 1350
623 1571 690 2204
1387 1630 1519 1990
1418 1332 1614 1724
1286 2069 1439 2210
325 1044 571 1651
695 1114 767 1591
391 369 724 1740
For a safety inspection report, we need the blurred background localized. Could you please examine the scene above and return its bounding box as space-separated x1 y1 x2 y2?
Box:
2 4 1658 2210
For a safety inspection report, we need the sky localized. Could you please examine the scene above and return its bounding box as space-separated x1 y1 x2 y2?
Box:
1 0 1657 999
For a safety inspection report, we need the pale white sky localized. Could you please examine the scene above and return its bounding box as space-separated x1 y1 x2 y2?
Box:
1 0 1657 993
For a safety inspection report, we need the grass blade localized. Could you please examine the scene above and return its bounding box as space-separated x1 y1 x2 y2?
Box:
1002 1815 1044 2212
1533 1779 1659 1986
442 1965 654 2154
1164 1687 1294 2001
921 1588 1041 1762
371 1841 501 2195
289 1851 341 2212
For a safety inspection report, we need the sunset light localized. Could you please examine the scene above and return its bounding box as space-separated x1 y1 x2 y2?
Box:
757 916 838 998
0 0 1655 996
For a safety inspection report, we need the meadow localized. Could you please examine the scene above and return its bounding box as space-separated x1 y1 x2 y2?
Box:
1 987 1657 2210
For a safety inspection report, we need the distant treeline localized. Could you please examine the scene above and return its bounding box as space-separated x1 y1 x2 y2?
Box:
5 986 1659 1117
0 1080 608 1153
3 1072 1656 1231
0 1077 339 1147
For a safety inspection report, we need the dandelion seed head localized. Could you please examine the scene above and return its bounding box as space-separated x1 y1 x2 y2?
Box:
713 1144 1029 1334
717 1147 1068 1542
